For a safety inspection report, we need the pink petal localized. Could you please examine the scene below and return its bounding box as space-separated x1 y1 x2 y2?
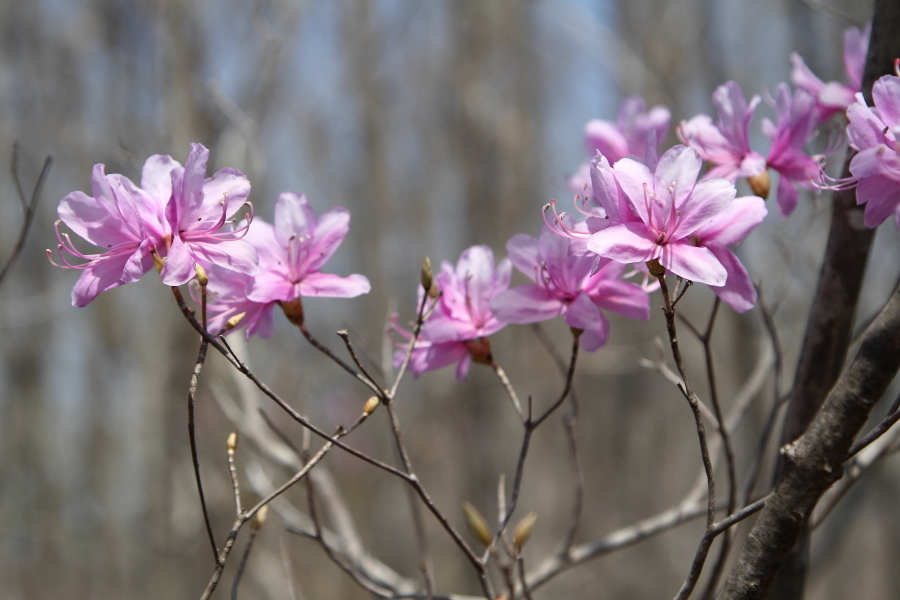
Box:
586 223 661 264
872 75 900 129
584 119 630 164
202 168 251 220
70 253 135 307
564 291 603 331
613 158 655 223
297 272 371 298
587 263 650 321
307 206 351 271
775 174 800 217
790 52 825 97
579 313 611 352
191 239 260 278
843 24 870 91
274 192 316 247
693 196 768 246
858 175 900 228
490 285 563 324
505 233 541 281
669 177 735 239
247 271 295 303
141 154 180 203
705 243 757 313
159 236 196 286
660 241 726 286
653 145 702 208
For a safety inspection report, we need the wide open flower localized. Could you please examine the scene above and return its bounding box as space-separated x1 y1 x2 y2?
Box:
569 97 670 197
791 23 870 123
585 145 736 286
762 84 822 217
678 81 767 184
491 226 649 352
246 192 370 305
197 265 275 339
391 245 510 380
52 163 169 306
689 196 767 312
159 143 259 286
845 74 900 229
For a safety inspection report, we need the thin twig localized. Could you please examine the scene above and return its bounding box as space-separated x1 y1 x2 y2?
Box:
847 390 900 458
1 147 52 287
227 431 242 516
299 322 382 396
491 361 525 421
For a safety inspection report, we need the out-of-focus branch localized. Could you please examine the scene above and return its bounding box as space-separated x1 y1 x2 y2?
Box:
0 145 52 288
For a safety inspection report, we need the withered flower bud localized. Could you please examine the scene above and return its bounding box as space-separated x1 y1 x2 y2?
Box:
746 171 771 199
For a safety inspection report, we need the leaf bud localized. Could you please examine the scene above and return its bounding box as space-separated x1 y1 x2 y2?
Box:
252 505 268 531
421 256 434 294
746 171 771 199
224 312 247 332
462 501 493 547
363 396 380 415
512 511 537 550
227 430 238 452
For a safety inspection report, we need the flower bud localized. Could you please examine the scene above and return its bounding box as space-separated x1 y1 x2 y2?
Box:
224 312 247 332
646 258 666 278
462 501 493 547
278 298 305 326
151 250 165 273
746 171 771 199
421 256 434 293
252 505 268 531
512 512 537 550
363 396 380 415
227 430 238 452
195 263 208 287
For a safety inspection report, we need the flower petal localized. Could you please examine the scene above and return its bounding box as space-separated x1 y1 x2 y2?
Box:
705 243 757 313
490 285 563 324
586 223 660 264
297 272 371 298
660 240 726 286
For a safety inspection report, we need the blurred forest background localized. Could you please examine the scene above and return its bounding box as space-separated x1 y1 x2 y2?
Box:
1 0 898 599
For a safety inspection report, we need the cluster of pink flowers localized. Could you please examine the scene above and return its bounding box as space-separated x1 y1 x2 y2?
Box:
53 22 889 382
51 144 370 335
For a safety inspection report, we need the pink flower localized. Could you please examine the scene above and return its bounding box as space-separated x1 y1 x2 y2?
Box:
159 143 259 286
246 192 370 304
569 97 670 196
689 196 767 312
845 74 900 229
791 23 870 123
762 84 822 217
678 81 767 182
391 245 510 380
52 163 169 306
490 226 649 352
584 145 737 286
198 265 275 339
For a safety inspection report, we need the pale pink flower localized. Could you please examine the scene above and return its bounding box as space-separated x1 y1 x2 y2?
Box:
689 196 767 312
51 162 169 306
158 143 258 286
569 97 670 196
391 245 510 380
762 84 822 217
584 145 737 286
197 265 275 339
791 23 870 123
246 192 370 304
678 81 767 182
491 226 649 352
845 74 900 229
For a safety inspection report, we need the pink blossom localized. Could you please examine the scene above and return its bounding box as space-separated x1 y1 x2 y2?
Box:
52 163 169 306
584 145 737 287
197 265 275 339
158 143 259 286
245 192 370 304
689 196 767 312
678 81 767 182
491 226 649 352
791 23 870 123
845 74 900 229
761 84 822 217
569 97 670 196
391 245 510 380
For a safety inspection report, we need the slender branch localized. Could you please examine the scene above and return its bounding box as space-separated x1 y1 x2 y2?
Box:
227 431 242 516
847 390 900 459
491 361 525 421
1 147 52 288
299 322 382 396
231 508 266 600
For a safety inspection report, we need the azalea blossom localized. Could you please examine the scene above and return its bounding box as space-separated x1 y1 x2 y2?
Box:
569 96 670 197
585 145 737 287
158 143 259 286
245 192 371 309
197 265 275 339
391 245 510 380
845 74 900 229
678 81 768 187
791 23 870 123
689 196 767 312
52 163 169 306
491 226 649 352
761 84 822 217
